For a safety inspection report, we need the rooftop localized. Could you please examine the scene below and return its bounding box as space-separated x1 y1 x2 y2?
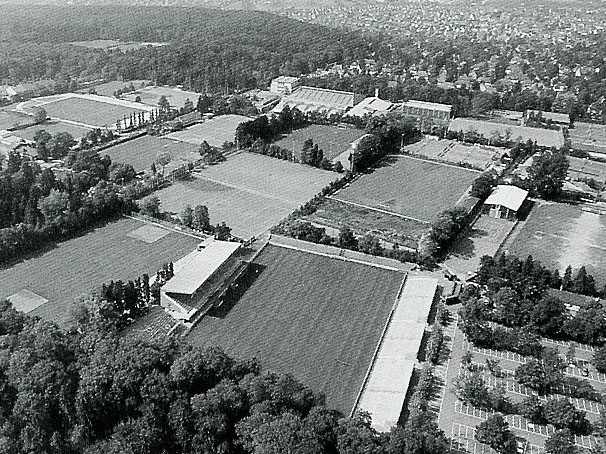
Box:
344 96 393 118
484 185 529 212
403 99 453 113
162 240 240 295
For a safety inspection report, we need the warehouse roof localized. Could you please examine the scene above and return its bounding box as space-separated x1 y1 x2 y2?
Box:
162 240 240 295
484 185 529 212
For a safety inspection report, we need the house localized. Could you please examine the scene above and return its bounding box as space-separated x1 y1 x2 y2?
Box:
483 185 529 220
160 240 241 322
269 76 301 95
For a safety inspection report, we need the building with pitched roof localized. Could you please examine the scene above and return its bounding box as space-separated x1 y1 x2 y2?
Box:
272 86 356 116
399 100 452 128
483 185 529 220
343 94 393 119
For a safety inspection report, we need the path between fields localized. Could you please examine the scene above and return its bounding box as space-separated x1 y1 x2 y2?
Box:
555 210 603 271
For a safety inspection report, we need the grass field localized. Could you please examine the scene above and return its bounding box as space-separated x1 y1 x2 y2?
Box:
12 120 91 142
333 155 478 223
404 136 506 170
167 114 250 147
123 86 202 110
507 203 606 286
156 152 338 239
0 109 33 130
186 244 405 414
101 136 200 172
0 217 200 327
568 156 606 183
274 124 365 160
78 80 151 97
24 95 150 128
569 122 606 155
449 118 565 149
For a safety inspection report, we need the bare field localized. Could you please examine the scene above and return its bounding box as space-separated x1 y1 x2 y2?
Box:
187 244 405 414
0 217 199 327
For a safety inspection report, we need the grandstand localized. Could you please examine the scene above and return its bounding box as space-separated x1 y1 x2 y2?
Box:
272 86 355 116
355 277 439 432
399 100 452 127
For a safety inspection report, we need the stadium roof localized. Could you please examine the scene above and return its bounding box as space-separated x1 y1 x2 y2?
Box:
357 277 438 432
484 185 529 212
287 86 355 109
344 96 393 118
162 241 240 295
404 99 452 113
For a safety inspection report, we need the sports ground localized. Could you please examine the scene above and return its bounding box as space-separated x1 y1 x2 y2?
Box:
0 217 200 327
568 156 606 184
507 202 606 286
167 114 250 147
569 122 606 155
156 152 338 239
186 243 405 414
332 155 479 223
12 120 91 142
274 124 365 160
101 136 200 172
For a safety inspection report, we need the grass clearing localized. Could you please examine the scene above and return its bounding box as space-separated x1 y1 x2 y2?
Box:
101 136 200 172
274 124 365 160
156 152 338 239
507 202 606 286
0 217 200 327
333 155 478 223
167 114 250 147
186 243 405 414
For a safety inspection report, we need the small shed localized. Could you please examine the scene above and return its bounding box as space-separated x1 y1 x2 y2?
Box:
483 185 528 220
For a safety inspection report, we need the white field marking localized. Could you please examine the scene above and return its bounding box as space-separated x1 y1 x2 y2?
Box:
397 153 483 173
123 214 206 240
327 196 431 224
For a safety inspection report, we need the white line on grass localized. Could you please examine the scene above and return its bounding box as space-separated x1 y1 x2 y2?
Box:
327 196 432 224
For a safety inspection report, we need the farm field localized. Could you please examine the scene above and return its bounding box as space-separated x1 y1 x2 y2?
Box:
404 136 506 170
333 155 478 223
12 120 91 142
303 198 427 250
507 202 606 286
21 94 151 128
274 124 365 160
186 243 405 414
156 152 338 239
0 217 200 327
123 86 202 110
569 122 606 155
167 114 250 147
568 156 606 183
449 118 565 149
78 80 151 97
101 136 200 172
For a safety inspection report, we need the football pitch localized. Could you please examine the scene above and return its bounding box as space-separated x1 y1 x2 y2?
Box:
156 152 338 239
0 217 200 327
332 155 479 223
167 114 250 147
186 243 405 414
274 124 365 160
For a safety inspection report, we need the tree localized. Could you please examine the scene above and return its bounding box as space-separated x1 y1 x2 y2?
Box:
471 92 497 117
338 227 358 250
109 163 136 184
455 373 490 409
430 206 469 253
545 429 577 454
358 234 383 256
529 296 567 337
572 266 597 296
214 222 231 240
562 265 573 291
38 189 69 222
593 345 606 373
156 153 171 176
181 205 193 227
48 132 76 158
139 195 161 218
158 95 170 112
475 414 517 454
34 129 52 159
527 151 569 198
517 395 544 424
192 205 210 231
470 171 497 199
33 107 47 124
183 98 194 113
543 398 587 432
199 142 225 166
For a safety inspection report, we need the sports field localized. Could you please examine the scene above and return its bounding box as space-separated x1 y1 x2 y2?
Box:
569 122 606 155
0 217 200 327
156 152 338 239
449 118 565 149
123 86 202 110
12 120 90 142
568 156 606 184
167 114 250 147
101 136 200 172
0 109 33 130
404 137 506 170
274 124 365 160
507 202 606 286
186 243 405 414
332 155 479 223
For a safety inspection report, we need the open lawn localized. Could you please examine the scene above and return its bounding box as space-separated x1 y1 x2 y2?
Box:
123 86 202 110
569 122 606 155
274 124 365 160
507 202 606 286
186 243 405 414
156 152 338 239
404 136 506 170
167 114 250 147
101 136 200 172
0 109 33 130
12 120 90 142
332 155 478 223
0 217 200 327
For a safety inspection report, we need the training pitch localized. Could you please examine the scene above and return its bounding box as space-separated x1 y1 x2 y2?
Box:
274 124 365 160
332 155 479 223
156 152 338 239
507 202 606 286
186 243 405 414
167 114 250 147
0 217 200 327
